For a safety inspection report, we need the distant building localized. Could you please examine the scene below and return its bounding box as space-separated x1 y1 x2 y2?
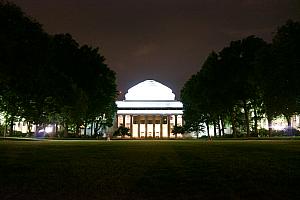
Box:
2 80 300 138
115 80 183 138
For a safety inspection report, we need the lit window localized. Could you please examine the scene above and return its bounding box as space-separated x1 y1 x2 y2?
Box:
163 116 167 124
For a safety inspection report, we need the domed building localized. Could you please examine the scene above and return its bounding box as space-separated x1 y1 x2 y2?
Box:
116 80 183 138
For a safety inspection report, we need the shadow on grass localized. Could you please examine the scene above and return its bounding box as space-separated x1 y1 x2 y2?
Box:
0 140 299 199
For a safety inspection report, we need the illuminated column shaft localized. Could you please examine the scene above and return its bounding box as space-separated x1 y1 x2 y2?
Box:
145 115 148 138
175 115 178 138
138 116 140 138
153 115 155 138
160 115 163 138
130 115 133 138
168 115 170 138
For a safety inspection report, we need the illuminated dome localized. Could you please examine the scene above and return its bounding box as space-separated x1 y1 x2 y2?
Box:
125 80 175 100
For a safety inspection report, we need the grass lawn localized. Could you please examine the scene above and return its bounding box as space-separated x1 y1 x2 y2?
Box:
0 139 299 200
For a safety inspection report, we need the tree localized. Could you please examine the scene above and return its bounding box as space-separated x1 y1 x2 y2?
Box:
113 126 130 138
255 43 277 136
182 37 267 138
181 73 207 138
172 125 185 138
218 36 267 137
254 20 300 136
0 2 117 137
181 52 228 138
182 20 300 138
77 45 117 136
0 1 49 133
270 20 300 127
45 34 118 136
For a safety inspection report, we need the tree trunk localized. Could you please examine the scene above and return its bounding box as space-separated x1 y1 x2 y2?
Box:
10 118 14 135
27 121 32 134
213 120 217 137
267 116 272 137
54 124 56 135
284 114 292 136
84 122 87 136
243 100 250 137
4 124 7 138
76 124 80 136
91 122 94 137
55 124 58 136
218 117 222 137
64 123 68 137
94 122 99 137
221 117 225 136
253 108 258 137
205 121 210 138
285 115 291 128
230 111 237 137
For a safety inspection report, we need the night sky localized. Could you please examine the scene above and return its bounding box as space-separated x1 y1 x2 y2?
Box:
11 0 300 99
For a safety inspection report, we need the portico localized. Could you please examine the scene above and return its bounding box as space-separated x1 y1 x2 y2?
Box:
116 80 183 138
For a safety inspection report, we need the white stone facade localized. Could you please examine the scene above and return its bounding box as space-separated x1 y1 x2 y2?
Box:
116 80 183 138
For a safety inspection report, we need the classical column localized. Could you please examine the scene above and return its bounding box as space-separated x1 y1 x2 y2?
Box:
130 115 133 138
138 115 140 138
153 115 155 138
116 114 119 128
160 115 163 138
175 115 178 138
145 115 148 138
167 115 171 138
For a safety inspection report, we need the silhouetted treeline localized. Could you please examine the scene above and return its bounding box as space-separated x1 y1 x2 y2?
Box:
0 2 117 136
181 20 300 137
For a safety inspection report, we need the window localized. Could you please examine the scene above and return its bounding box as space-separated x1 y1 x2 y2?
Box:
155 120 160 124
147 120 153 124
163 116 168 124
140 120 145 124
133 116 138 124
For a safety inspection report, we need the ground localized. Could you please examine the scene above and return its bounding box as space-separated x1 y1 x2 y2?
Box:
0 139 299 200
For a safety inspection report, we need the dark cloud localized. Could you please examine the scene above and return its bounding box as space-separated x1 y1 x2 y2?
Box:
11 0 300 99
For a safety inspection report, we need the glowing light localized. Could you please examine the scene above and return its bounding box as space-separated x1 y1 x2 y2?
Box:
45 126 53 133
125 80 175 100
272 124 285 130
116 79 183 115
116 101 183 108
117 110 183 115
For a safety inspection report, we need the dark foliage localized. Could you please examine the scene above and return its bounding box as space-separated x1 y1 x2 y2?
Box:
181 20 300 137
0 2 117 135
